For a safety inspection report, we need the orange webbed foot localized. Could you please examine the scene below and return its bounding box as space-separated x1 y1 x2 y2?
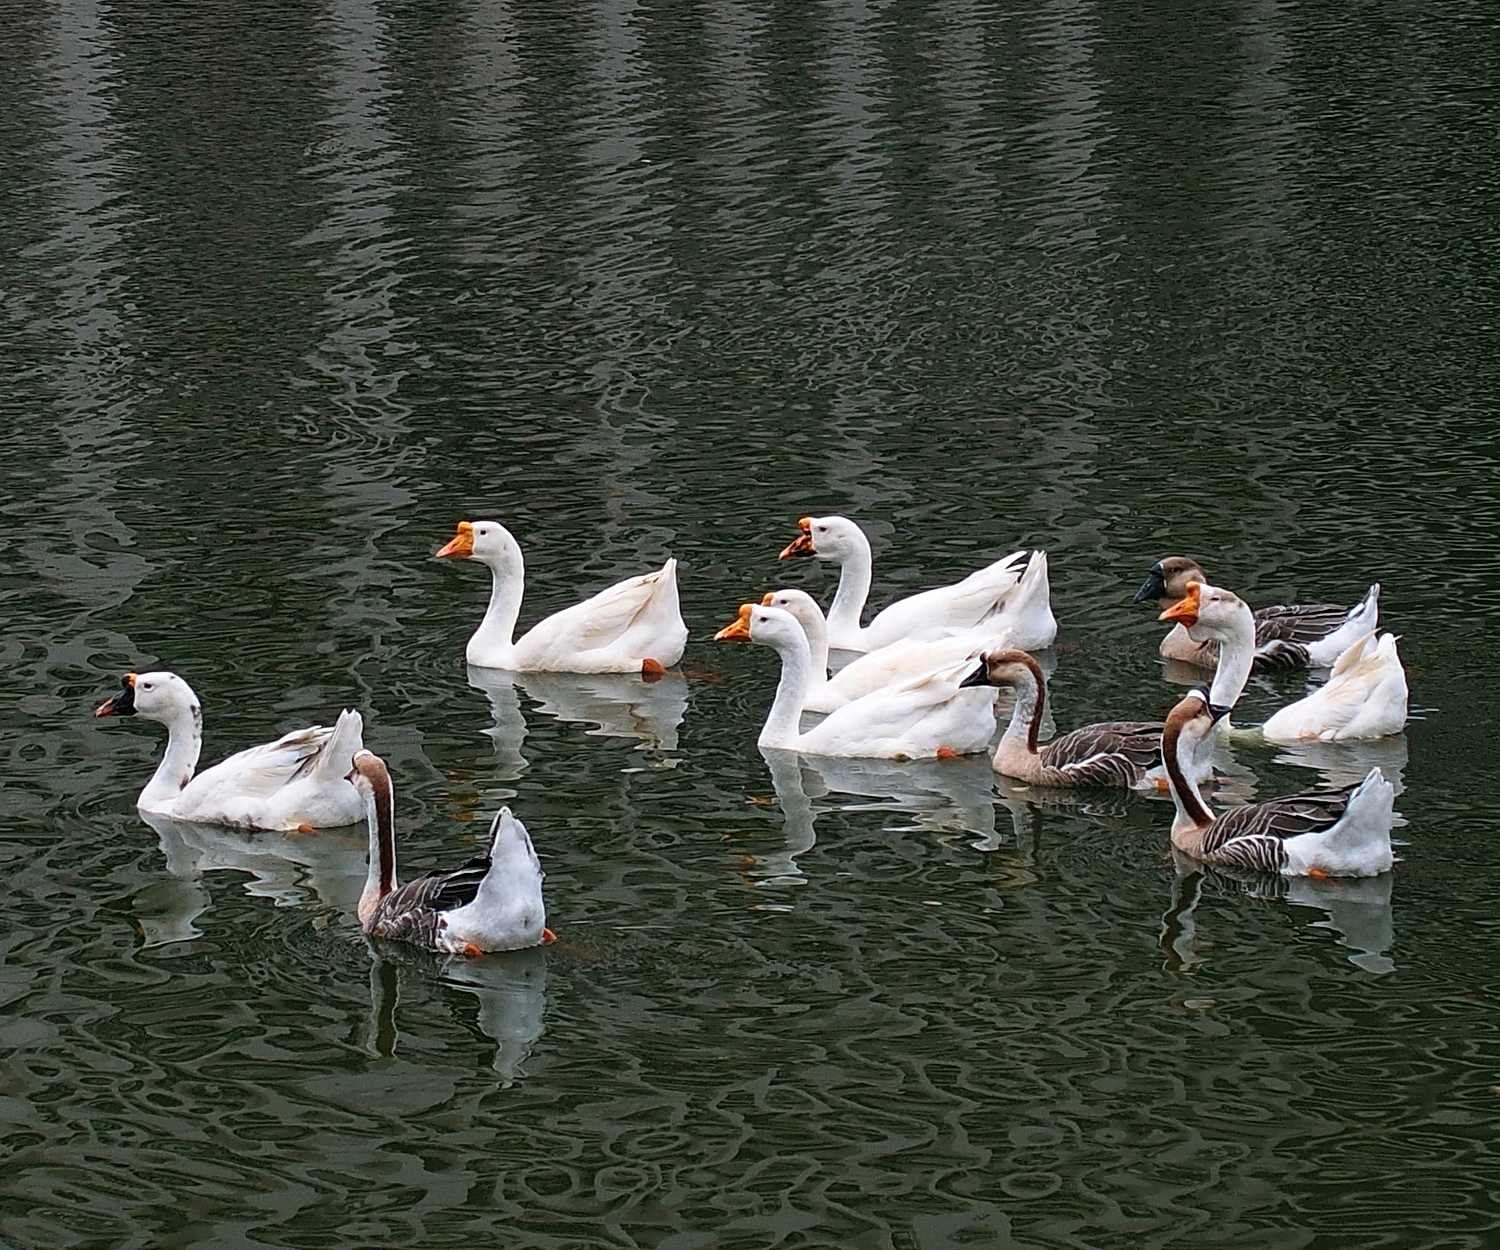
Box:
542 928 558 945
641 657 666 681
935 748 960 761
462 942 485 958
294 823 317 835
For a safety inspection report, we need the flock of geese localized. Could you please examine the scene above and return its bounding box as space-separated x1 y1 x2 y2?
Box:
94 515 1411 957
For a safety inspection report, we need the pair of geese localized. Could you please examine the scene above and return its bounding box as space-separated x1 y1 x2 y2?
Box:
93 519 1407 956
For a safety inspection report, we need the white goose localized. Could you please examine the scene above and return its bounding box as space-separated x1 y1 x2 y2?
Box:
714 603 996 759
1161 688 1395 877
351 750 552 954
95 671 364 830
1162 582 1407 743
779 515 1047 652
437 520 687 674
759 587 1019 715
1135 555 1379 670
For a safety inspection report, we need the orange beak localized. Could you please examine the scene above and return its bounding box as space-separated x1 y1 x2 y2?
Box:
760 592 776 606
714 604 755 641
779 517 815 560
436 521 474 559
1159 581 1202 628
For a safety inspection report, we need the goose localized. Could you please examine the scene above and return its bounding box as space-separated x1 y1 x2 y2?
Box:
95 671 363 830
714 603 996 759
350 749 552 954
779 515 1045 652
1161 582 1407 742
1135 555 1378 670
957 648 1164 788
1161 688 1395 877
437 520 687 674
758 587 1019 715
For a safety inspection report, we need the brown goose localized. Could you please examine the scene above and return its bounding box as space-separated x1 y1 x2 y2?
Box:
350 751 552 954
1134 556 1378 670
958 649 1163 788
1161 689 1395 877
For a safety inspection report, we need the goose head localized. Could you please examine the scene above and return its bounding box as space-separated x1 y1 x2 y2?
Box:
714 603 807 654
1134 556 1210 606
958 648 1044 691
95 671 200 725
779 515 866 561
1159 580 1252 644
436 519 523 570
760 588 825 635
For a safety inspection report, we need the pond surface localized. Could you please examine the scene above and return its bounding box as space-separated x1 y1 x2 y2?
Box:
2 1 1498 1246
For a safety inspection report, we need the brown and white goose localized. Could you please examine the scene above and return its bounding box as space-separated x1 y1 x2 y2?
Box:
1161 688 1395 877
1134 556 1378 670
958 649 1164 788
350 750 552 954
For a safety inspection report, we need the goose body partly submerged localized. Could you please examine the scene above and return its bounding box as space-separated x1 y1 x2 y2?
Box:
438 520 687 674
1161 688 1395 877
351 750 550 954
95 671 363 830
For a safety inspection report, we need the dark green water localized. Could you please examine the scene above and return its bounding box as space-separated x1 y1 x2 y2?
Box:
2 1 1498 1246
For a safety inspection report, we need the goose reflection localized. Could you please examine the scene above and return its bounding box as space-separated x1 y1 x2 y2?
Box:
1160 854 1396 975
1272 734 1409 799
467 664 687 767
365 944 547 1083
134 810 366 947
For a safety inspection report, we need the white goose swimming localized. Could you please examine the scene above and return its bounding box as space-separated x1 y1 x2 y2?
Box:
1135 555 1379 670
779 515 1046 652
95 671 363 830
958 649 1164 788
714 603 996 759
437 520 687 674
350 750 551 954
1161 688 1395 877
1162 582 1407 742
759 587 1019 715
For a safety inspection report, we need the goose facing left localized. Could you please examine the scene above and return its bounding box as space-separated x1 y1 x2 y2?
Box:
95 671 364 830
350 750 551 954
438 519 687 674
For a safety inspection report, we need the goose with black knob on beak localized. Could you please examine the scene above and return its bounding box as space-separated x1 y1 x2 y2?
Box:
349 750 552 954
959 649 1164 788
1161 581 1407 742
1135 555 1379 670
779 515 1050 652
95 671 363 830
437 520 687 675
1160 688 1395 877
714 602 996 759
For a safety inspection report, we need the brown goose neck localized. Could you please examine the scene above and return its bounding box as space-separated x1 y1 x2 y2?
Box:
1162 714 1214 828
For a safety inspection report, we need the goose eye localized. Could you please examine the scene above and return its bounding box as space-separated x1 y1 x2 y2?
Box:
817 525 828 533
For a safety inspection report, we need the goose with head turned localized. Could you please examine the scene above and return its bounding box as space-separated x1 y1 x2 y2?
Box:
1135 555 1379 670
95 671 363 830
1161 581 1407 742
437 520 687 674
1161 687 1395 877
779 515 1049 653
350 750 552 954
714 602 996 759
957 649 1164 788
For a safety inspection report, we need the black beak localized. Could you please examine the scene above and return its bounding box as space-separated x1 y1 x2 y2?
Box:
1132 564 1167 604
1208 702 1234 724
958 660 991 689
94 675 137 718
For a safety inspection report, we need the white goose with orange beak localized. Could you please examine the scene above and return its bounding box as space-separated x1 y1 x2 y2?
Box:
437 520 687 674
95 671 364 830
779 515 1048 653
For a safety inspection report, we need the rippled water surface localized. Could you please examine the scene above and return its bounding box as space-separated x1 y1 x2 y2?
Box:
3 1 1499 1246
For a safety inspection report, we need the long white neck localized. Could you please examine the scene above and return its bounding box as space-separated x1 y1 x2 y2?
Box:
758 631 814 750
1207 603 1255 710
798 608 831 684
139 703 203 810
825 533 874 639
467 539 526 664
357 770 397 927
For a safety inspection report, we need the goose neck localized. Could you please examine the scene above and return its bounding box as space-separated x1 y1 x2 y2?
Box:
468 551 525 664
139 703 203 810
1163 719 1216 844
1206 606 1254 709
825 534 873 638
759 631 814 751
358 768 397 927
